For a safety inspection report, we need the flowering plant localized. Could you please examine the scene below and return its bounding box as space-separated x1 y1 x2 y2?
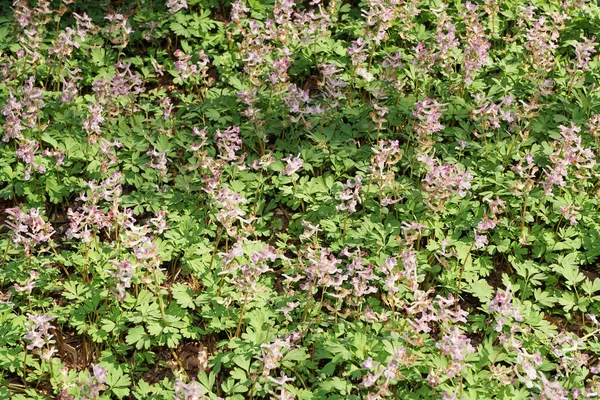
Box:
0 0 600 399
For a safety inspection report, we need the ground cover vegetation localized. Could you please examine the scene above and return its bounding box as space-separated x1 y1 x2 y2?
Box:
1 0 600 398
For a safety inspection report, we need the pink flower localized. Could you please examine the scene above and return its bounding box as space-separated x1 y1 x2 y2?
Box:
174 378 205 400
282 154 303 176
24 313 56 351
14 270 39 293
436 326 475 362
5 206 54 256
474 230 488 249
166 0 188 14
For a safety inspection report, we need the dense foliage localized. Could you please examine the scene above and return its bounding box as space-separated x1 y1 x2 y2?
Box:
1 0 600 398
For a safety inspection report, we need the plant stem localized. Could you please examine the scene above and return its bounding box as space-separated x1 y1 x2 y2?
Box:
457 241 475 293
1 240 10 269
235 292 249 338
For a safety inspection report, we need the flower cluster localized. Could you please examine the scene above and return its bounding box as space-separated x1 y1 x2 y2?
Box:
405 290 468 334
341 247 379 300
336 176 362 213
166 0 188 14
92 61 145 114
24 313 56 360
257 333 299 377
299 246 344 292
16 138 46 180
470 93 517 133
461 2 491 84
146 148 169 178
284 84 322 124
542 122 595 196
360 346 416 398
511 153 538 196
102 13 133 49
369 140 402 189
418 154 473 209
5 206 54 256
108 259 136 301
436 326 476 377
215 125 243 163
281 154 303 176
173 49 210 85
488 285 523 332
318 63 347 109
434 12 459 67
14 270 39 294
79 364 108 399
98 138 123 174
412 98 445 149
2 76 45 143
212 188 249 237
559 203 582 226
82 102 105 143
521 11 560 73
221 244 277 294
572 35 597 72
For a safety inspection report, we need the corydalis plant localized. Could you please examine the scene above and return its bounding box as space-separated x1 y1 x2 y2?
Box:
417 154 473 211
24 312 57 361
5 206 55 256
542 122 595 197
412 98 446 150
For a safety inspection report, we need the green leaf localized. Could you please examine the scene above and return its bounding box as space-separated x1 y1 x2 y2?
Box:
582 279 600 296
126 326 151 349
170 22 191 38
171 283 196 309
468 279 494 303
62 280 89 301
533 289 557 308
105 365 131 399
555 253 585 286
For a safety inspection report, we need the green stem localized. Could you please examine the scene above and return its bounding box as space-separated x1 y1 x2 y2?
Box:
457 241 475 293
22 346 28 388
235 293 249 338
1 239 10 269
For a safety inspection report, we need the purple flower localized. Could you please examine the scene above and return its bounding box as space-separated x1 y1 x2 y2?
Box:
79 364 108 398
108 259 135 301
336 176 362 213
488 285 523 331
173 50 210 84
146 148 169 177
348 38 368 65
2 92 25 142
473 230 488 249
24 313 56 351
82 102 104 141
5 206 54 256
174 378 205 400
477 217 496 231
14 270 39 293
279 301 301 318
282 154 303 176
413 98 445 139
166 0 188 14
559 204 581 226
299 220 321 241
572 35 596 71
215 125 243 162
258 336 294 376
231 0 250 23
418 155 473 209
92 62 145 112
369 140 402 189
436 326 475 362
